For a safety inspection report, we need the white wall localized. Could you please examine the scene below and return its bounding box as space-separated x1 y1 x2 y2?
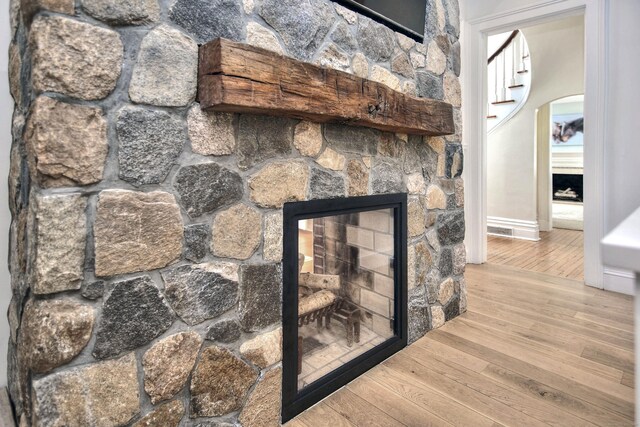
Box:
487 15 584 223
0 4 13 387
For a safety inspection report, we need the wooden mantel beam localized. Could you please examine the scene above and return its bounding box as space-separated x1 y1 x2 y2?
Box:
198 39 455 136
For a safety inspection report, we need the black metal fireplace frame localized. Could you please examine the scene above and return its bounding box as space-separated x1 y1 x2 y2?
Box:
281 193 408 422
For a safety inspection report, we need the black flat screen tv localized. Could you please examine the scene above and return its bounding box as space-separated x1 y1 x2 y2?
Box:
334 0 427 42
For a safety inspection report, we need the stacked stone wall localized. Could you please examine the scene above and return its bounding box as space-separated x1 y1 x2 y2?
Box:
7 0 464 425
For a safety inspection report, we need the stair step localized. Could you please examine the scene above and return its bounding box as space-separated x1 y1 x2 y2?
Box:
508 84 524 89
487 115 498 119
517 70 529 74
491 100 516 105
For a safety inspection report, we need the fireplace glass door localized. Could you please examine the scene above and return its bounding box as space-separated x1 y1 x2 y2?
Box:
282 194 407 421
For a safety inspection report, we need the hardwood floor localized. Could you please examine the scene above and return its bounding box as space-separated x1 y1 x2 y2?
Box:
286 263 634 427
488 229 584 281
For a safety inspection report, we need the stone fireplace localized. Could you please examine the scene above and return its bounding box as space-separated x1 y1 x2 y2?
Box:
7 0 464 425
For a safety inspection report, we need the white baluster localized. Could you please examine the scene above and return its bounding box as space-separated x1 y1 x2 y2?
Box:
494 60 499 103
510 37 517 87
501 52 507 101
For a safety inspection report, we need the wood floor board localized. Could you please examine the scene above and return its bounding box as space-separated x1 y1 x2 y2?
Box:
286 256 634 427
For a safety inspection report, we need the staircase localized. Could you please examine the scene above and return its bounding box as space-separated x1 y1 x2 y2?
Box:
487 30 532 133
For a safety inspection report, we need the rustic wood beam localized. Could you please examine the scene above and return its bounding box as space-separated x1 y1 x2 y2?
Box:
198 39 455 136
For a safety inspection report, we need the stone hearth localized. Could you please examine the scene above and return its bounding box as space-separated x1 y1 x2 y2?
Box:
7 0 464 425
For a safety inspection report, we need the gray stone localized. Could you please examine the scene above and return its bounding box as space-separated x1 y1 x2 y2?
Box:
444 71 461 108
426 41 447 75
174 163 243 218
237 115 294 170
451 41 461 76
331 22 357 53
29 16 123 100
408 197 426 237
246 22 284 55
414 240 433 287
187 104 235 156
184 224 209 262
32 354 140 427
206 319 241 343
212 204 262 260
416 72 444 100
239 367 281 427
162 263 239 326
22 0 75 23
133 400 184 427
82 0 160 25
143 332 203 404
117 106 186 186
453 243 466 275
335 3 357 24
316 44 350 72
351 52 369 78
32 194 87 295
310 168 345 200
190 346 257 417
129 25 198 107
94 190 184 276
371 158 405 194
436 210 465 246
404 135 438 180
445 295 460 320
259 0 333 60
438 248 453 277
81 281 104 300
357 18 395 62
293 121 322 157
93 276 175 359
25 96 108 188
249 161 309 208
170 0 244 44
239 264 282 332
391 52 415 78
324 124 379 155
19 299 94 374
8 42 21 107
408 287 429 344
443 0 461 38
446 144 463 178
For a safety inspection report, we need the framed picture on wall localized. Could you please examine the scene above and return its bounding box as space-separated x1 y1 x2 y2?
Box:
552 113 584 147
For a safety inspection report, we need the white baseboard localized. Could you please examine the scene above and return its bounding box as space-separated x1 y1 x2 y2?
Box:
487 216 540 241
603 268 636 295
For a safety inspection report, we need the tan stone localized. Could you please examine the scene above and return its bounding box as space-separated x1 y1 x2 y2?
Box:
240 328 282 369
19 299 94 373
410 51 426 69
81 0 159 25
391 52 415 78
22 0 75 22
143 331 203 404
316 147 346 171
249 161 309 208
407 173 426 194
431 305 445 329
335 3 357 24
94 190 183 277
32 353 140 427
407 244 416 289
243 0 254 13
187 104 235 156
190 346 258 417
459 278 468 313
133 400 184 427
239 368 282 427
396 33 415 51
32 193 87 294
9 42 21 106
408 197 426 237
293 121 322 157
428 137 446 177
263 211 283 262
246 22 284 55
30 16 123 100
426 185 447 210
455 178 464 207
25 96 108 187
451 151 462 177
212 204 261 260
444 71 462 108
351 52 368 78
347 159 369 196
316 44 350 72
402 80 417 96
438 278 455 305
436 0 446 31
426 41 447 75
415 240 433 286
362 157 372 168
370 65 400 91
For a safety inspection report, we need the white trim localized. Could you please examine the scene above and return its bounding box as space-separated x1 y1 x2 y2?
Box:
603 268 635 295
487 216 540 241
462 0 607 290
